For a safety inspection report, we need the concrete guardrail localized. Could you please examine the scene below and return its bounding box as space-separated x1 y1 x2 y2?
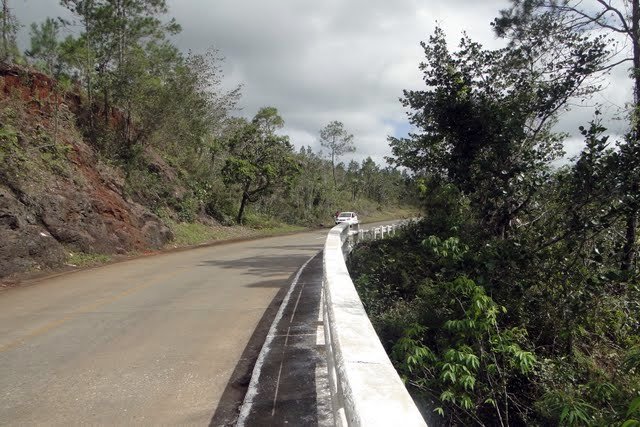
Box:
322 221 427 426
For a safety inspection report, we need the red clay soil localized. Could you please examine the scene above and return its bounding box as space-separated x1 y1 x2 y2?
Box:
0 64 172 280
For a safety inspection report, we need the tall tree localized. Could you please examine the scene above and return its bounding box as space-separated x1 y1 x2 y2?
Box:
0 0 19 63
26 18 62 75
319 120 355 187
495 0 639 268
60 0 181 139
346 159 360 201
389 27 607 238
59 0 99 129
222 108 298 224
360 157 380 201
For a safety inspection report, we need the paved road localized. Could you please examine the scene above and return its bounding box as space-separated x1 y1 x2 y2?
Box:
0 230 327 425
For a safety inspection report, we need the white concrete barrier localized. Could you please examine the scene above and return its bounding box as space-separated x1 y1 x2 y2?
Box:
322 221 426 426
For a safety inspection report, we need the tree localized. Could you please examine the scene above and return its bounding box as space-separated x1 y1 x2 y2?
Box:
222 108 298 224
319 120 355 187
495 0 638 113
104 0 181 140
495 0 639 269
389 26 607 238
360 157 380 201
346 159 360 201
0 0 19 63
26 18 62 75
60 0 181 139
145 49 241 160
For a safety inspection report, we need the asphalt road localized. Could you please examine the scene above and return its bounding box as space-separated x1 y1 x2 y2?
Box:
0 229 328 425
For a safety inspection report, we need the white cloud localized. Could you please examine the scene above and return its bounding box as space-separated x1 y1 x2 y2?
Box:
12 0 635 166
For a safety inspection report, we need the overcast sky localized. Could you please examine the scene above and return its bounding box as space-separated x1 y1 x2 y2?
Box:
12 0 634 166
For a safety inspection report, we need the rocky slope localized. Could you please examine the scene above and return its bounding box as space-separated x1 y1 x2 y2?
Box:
0 65 173 280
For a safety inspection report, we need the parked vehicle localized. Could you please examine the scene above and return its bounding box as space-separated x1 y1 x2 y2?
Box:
335 211 359 225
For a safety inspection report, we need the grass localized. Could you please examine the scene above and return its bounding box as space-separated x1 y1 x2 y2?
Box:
170 221 307 247
66 251 112 268
360 206 420 224
253 224 307 235
172 222 239 246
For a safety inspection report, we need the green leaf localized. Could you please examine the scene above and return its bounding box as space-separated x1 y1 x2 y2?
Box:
440 390 455 402
628 397 640 417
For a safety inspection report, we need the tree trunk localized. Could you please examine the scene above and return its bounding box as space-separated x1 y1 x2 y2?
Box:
621 208 638 272
237 182 251 224
633 0 639 116
632 0 640 153
103 86 109 126
623 0 640 272
1 0 8 62
331 151 336 187
54 90 59 146
84 12 94 133
117 0 124 68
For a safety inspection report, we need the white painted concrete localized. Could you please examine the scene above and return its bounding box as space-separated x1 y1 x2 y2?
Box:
322 222 427 427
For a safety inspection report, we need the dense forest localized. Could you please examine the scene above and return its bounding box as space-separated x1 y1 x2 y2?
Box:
349 0 640 425
0 0 416 278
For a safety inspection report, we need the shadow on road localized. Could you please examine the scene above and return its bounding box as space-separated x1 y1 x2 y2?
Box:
208 251 330 426
245 279 288 289
199 254 313 278
208 269 295 426
248 244 323 251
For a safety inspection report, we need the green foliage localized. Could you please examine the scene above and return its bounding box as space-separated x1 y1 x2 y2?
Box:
171 222 225 246
0 0 20 63
26 18 61 75
319 120 355 187
350 26 637 425
0 123 19 164
177 195 199 223
222 108 299 224
67 251 111 267
422 235 468 262
624 397 640 427
242 210 289 229
391 276 537 425
389 25 606 239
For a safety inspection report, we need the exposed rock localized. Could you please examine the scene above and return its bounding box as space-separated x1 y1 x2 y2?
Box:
0 186 67 277
0 65 176 279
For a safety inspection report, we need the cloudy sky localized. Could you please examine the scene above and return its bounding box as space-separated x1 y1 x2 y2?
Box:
12 0 634 165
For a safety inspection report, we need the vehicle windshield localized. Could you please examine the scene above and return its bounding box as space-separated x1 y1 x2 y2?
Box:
338 212 353 218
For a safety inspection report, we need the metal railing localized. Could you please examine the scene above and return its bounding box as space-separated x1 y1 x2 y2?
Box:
322 221 426 426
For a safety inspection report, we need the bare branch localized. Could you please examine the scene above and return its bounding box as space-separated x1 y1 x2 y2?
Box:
539 2 630 34
594 56 633 72
595 0 632 33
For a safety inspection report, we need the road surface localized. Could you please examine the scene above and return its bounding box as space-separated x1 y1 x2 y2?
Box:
0 230 327 425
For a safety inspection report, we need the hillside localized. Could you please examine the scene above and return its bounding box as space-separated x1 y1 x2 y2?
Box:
0 65 173 279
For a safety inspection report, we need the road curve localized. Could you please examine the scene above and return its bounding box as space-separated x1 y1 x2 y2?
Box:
0 230 327 425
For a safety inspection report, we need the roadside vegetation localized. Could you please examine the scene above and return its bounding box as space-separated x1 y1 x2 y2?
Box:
350 1 640 425
66 251 111 268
